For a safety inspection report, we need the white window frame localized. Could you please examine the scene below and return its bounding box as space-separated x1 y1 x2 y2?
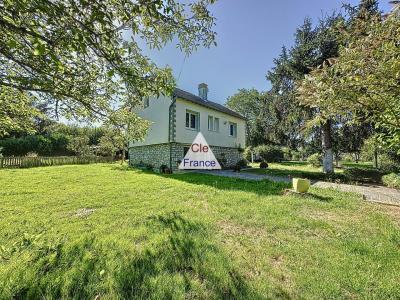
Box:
186 110 199 131
208 115 220 132
208 116 214 131
229 122 237 137
214 117 219 132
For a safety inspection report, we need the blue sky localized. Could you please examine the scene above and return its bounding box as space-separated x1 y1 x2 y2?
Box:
140 0 392 104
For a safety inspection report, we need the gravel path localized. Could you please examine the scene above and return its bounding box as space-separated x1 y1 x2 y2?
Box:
194 170 400 206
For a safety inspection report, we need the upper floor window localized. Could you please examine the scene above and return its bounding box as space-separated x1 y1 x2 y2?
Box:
186 110 199 130
143 97 149 108
229 122 237 137
208 115 219 132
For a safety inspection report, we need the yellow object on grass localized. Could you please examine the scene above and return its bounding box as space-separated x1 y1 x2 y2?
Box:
292 178 310 193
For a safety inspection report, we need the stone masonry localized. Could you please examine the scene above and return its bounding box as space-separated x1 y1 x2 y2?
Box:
129 143 242 171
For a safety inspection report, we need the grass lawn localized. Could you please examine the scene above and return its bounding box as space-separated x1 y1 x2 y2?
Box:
1 164 399 299
245 161 344 181
244 161 375 182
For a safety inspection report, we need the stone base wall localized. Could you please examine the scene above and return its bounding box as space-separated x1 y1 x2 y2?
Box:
129 143 243 171
129 143 170 170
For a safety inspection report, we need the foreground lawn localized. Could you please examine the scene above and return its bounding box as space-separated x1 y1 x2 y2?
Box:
0 164 399 299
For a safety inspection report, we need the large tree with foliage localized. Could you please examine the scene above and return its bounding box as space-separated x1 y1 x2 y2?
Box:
298 6 399 155
0 0 216 138
225 88 272 146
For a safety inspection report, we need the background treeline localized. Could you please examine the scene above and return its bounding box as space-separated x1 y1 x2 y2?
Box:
226 0 400 173
0 123 104 156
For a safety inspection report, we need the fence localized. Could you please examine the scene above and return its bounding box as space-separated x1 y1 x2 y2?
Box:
0 156 115 169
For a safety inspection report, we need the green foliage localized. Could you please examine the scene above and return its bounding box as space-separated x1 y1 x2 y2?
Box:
298 13 400 154
307 153 322 167
0 134 68 156
67 135 91 157
236 159 248 168
1 0 216 137
0 87 39 137
243 147 253 161
226 89 266 146
382 173 400 189
253 145 284 163
379 155 400 174
343 167 384 184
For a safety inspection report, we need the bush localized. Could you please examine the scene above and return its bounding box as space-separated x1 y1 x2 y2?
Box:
254 145 284 163
236 159 248 168
291 151 302 161
259 161 268 169
307 153 322 167
243 147 252 161
382 173 400 189
233 164 241 172
344 167 384 184
341 153 354 162
379 155 400 174
217 153 227 169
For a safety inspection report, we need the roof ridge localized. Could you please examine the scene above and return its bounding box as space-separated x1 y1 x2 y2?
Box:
173 88 245 120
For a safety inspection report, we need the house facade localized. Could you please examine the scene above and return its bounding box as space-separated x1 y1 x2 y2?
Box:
128 84 246 171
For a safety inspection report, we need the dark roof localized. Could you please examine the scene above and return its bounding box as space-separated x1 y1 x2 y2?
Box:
173 88 245 120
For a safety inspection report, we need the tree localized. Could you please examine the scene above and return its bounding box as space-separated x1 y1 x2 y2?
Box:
67 135 91 156
298 12 400 155
0 0 216 138
225 88 268 146
99 109 149 163
0 86 39 136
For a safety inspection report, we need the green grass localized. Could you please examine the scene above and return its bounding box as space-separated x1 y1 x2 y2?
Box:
245 161 346 181
245 161 376 182
1 164 399 299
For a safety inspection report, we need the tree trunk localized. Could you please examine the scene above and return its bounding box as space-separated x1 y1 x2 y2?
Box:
374 149 378 168
322 119 334 174
121 148 125 165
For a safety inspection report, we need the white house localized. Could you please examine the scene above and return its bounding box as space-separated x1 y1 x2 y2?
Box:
128 83 246 171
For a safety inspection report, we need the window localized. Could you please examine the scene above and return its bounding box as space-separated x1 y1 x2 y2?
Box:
214 118 219 132
208 116 220 132
143 97 149 108
185 110 199 130
208 116 214 131
229 122 237 137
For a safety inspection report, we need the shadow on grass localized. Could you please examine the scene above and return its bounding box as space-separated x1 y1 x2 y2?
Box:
116 211 261 299
306 193 334 202
158 172 289 197
5 212 261 299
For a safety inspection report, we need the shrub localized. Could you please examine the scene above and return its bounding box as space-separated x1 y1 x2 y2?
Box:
341 153 353 162
291 151 302 161
379 155 400 174
382 173 400 189
243 147 253 161
144 164 154 171
254 145 284 163
217 153 227 169
233 164 241 172
159 164 168 173
307 153 322 167
259 161 268 169
344 167 384 184
236 159 248 168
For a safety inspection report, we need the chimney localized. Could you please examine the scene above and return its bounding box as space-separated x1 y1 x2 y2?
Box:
198 83 208 101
